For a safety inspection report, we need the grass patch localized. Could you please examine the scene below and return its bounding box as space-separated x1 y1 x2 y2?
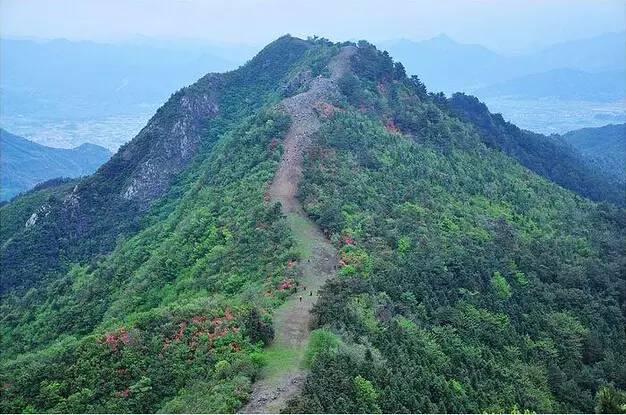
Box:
287 213 316 259
260 345 303 385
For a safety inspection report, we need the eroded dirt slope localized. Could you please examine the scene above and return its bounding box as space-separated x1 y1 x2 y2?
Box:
242 46 355 414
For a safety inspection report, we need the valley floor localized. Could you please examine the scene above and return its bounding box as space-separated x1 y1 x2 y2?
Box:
479 97 625 135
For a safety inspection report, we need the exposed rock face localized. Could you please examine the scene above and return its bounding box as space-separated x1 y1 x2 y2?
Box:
120 74 222 209
2 75 224 295
24 203 51 228
281 69 313 97
47 74 223 235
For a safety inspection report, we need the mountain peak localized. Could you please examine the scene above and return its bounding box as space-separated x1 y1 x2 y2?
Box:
2 35 624 415
431 33 455 43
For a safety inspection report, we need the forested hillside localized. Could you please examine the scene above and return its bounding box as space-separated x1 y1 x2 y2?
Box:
0 35 312 296
563 123 625 182
445 94 624 206
286 41 625 413
0 35 317 412
1 37 624 414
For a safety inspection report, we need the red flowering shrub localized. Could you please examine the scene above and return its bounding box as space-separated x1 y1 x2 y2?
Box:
115 388 131 398
385 119 400 134
103 327 132 351
278 278 295 291
341 235 356 246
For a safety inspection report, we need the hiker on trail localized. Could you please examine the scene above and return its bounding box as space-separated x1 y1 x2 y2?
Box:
299 295 303 302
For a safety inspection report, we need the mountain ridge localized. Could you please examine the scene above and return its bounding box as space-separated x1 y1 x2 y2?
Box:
1 35 624 414
445 93 624 206
244 45 355 412
562 123 625 182
0 34 313 295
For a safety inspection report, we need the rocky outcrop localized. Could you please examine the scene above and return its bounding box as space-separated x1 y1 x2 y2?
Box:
1 75 225 295
24 203 51 228
281 69 313 97
120 74 222 209
1 35 314 296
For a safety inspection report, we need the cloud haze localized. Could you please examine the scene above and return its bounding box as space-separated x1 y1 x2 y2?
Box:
1 0 624 52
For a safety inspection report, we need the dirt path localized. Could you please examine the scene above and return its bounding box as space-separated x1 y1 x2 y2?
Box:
242 46 356 414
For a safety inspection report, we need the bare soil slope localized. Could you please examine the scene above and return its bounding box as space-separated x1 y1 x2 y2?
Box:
242 46 355 414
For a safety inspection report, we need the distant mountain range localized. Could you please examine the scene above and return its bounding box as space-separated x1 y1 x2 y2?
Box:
2 33 623 152
562 123 625 182
3 32 623 125
0 129 111 200
379 32 626 100
0 38 254 120
379 34 506 92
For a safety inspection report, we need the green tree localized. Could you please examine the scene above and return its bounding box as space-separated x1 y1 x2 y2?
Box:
491 271 512 300
595 386 626 414
354 375 381 413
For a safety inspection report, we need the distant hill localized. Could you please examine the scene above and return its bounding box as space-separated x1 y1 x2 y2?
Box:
380 31 626 96
378 34 510 93
562 123 625 181
0 129 111 200
526 31 626 73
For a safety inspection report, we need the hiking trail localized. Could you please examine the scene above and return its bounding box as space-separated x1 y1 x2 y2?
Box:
242 46 356 414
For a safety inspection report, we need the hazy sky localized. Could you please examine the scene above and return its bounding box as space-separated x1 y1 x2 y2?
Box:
1 0 624 52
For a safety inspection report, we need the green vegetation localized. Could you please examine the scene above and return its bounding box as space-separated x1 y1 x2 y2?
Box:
0 177 78 245
0 108 298 412
259 346 302 384
446 93 624 206
286 213 316 259
562 123 625 182
285 43 625 413
1 37 624 414
304 329 342 367
0 35 343 413
0 34 313 298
